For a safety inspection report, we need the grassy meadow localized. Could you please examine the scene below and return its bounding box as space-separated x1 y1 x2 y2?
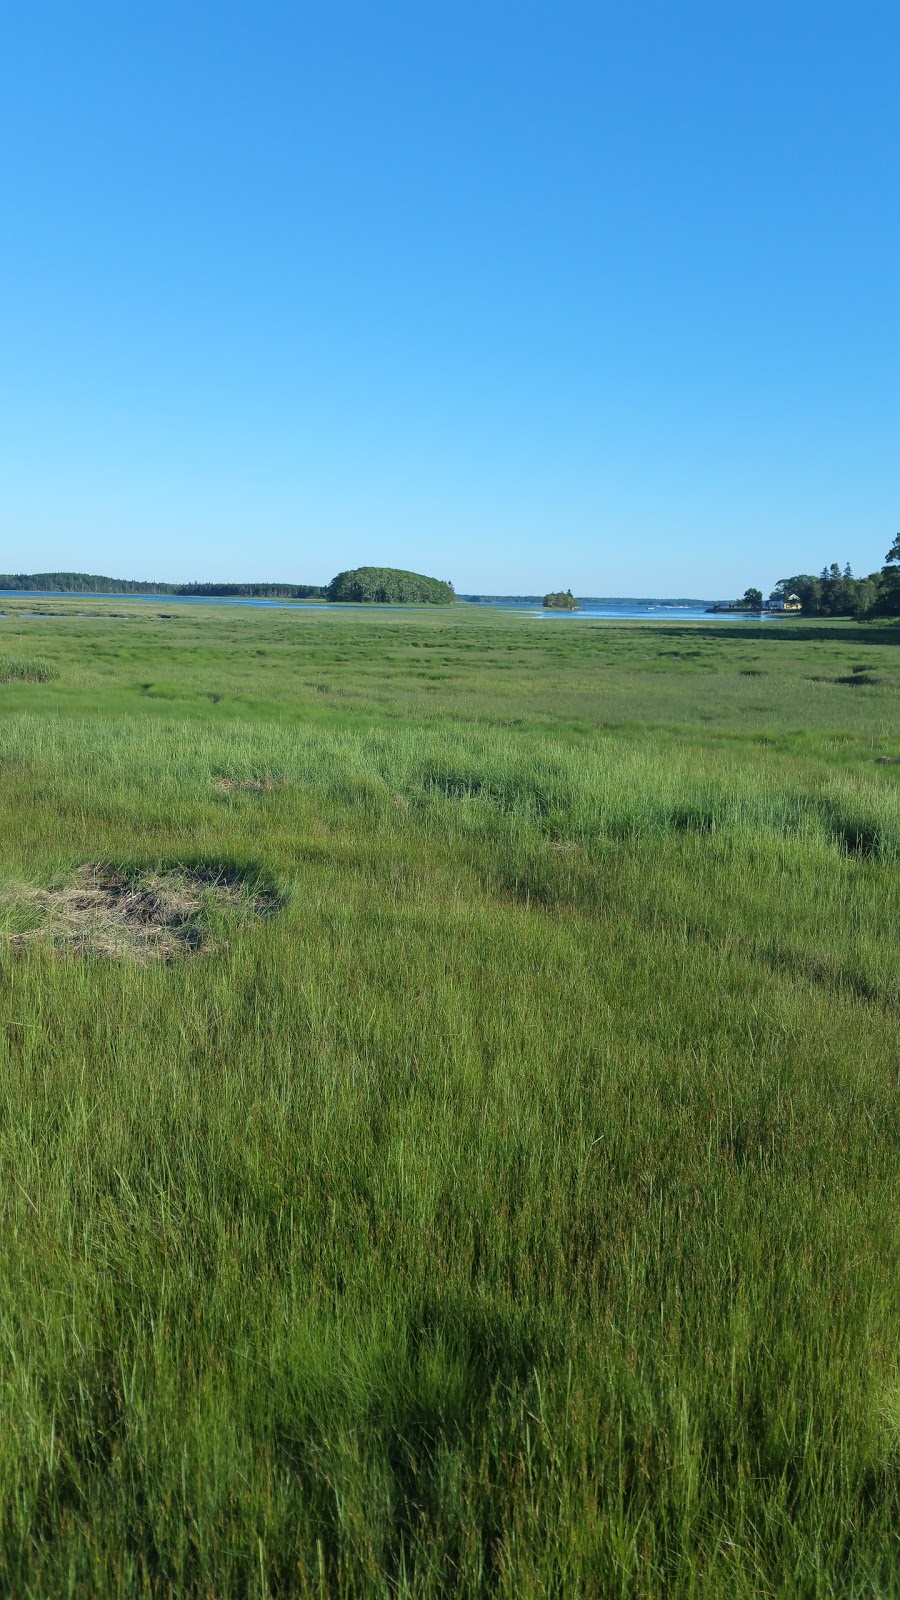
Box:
0 599 897 1597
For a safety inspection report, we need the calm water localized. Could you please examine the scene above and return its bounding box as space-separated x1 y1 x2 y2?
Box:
492 601 777 622
0 592 776 622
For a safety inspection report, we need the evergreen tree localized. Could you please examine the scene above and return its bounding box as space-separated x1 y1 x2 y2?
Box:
872 534 900 616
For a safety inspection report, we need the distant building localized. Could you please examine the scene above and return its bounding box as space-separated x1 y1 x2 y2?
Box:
767 593 802 612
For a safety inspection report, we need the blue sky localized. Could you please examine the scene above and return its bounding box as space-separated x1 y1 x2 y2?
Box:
1 1 897 595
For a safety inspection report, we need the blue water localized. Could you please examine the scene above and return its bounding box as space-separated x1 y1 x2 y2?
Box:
493 601 776 622
0 592 775 622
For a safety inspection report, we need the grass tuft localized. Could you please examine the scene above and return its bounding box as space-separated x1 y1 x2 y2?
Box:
0 654 56 682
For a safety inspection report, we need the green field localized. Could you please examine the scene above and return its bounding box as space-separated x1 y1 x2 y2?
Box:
0 600 897 1597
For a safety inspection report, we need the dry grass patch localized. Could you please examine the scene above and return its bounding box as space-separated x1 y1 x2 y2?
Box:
213 775 286 794
3 864 279 961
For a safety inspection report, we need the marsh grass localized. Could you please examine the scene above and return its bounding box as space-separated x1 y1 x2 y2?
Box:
0 654 55 683
0 604 897 1595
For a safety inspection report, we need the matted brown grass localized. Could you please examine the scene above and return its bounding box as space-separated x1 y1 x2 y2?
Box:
4 864 278 961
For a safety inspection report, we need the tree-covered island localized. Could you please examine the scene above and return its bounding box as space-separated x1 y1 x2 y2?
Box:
542 589 580 610
326 568 455 603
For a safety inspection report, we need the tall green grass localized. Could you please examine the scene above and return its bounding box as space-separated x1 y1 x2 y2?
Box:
0 605 897 1595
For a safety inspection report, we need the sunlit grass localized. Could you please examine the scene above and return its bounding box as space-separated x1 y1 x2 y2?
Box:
0 603 897 1595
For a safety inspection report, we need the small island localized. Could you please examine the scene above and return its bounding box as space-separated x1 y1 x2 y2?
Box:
542 589 580 610
326 567 455 604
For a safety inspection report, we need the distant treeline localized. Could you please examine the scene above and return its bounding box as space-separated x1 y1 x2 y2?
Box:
0 573 325 598
177 583 325 598
0 573 171 594
0 568 453 603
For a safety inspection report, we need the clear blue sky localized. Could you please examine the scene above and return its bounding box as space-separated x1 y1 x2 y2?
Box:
1 2 897 595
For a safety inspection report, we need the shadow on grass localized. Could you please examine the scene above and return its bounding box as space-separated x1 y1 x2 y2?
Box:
269 1292 550 1587
145 856 284 912
650 622 900 647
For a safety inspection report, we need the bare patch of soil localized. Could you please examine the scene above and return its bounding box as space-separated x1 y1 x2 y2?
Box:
4 865 279 961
